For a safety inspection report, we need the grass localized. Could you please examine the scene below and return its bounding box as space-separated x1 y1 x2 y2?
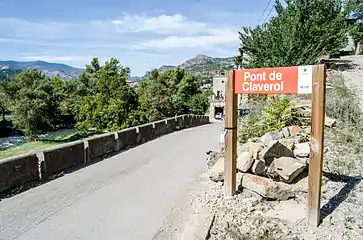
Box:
324 73 363 175
0 141 57 159
0 131 86 160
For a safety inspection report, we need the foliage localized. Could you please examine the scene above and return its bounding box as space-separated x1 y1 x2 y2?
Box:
236 0 350 69
238 113 264 145
238 96 297 144
10 70 56 140
74 58 139 134
0 85 10 121
344 0 363 44
1 57 210 140
0 69 22 81
262 96 294 131
138 68 209 122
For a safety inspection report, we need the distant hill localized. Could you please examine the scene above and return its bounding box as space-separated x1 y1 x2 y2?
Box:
130 55 236 82
0 60 84 80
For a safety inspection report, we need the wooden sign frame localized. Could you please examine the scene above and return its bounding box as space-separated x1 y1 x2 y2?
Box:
224 64 326 229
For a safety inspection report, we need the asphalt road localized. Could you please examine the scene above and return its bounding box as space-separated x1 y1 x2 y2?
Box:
0 123 222 240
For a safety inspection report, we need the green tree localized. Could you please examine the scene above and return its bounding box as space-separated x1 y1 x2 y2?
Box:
345 0 363 44
74 58 139 133
0 85 10 121
236 0 349 69
11 70 55 140
188 91 212 115
138 68 209 121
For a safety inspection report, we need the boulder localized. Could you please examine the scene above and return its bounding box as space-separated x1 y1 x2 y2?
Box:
237 152 254 172
238 142 264 160
281 127 290 138
260 131 283 147
325 116 336 128
241 173 295 200
294 142 310 158
279 138 300 151
267 157 307 183
251 160 266 176
210 157 224 182
260 141 294 165
295 107 311 117
288 126 303 137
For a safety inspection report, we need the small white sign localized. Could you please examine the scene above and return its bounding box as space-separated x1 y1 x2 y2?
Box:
297 65 313 94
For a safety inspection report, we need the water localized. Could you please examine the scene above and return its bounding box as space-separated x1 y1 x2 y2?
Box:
0 128 77 150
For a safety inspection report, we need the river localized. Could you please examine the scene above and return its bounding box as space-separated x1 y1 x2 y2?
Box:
0 129 77 150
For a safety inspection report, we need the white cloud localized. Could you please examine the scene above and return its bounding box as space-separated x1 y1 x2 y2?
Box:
133 29 239 50
0 13 240 57
111 13 207 35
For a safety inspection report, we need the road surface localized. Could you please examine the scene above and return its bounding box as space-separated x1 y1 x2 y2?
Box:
0 123 222 240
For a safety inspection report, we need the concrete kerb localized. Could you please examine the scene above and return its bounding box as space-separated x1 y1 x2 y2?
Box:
0 153 40 192
42 140 85 178
86 133 117 161
136 123 155 144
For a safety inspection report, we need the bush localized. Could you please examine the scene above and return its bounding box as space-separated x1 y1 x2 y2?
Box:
237 114 264 144
238 96 300 144
262 96 294 132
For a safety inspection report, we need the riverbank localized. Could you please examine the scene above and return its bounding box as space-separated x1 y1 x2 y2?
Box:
0 129 84 160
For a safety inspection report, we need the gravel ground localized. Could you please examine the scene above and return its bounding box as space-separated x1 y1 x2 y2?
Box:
339 55 363 110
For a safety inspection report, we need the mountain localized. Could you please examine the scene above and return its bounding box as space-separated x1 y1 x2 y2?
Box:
0 60 84 80
179 55 235 75
129 55 236 82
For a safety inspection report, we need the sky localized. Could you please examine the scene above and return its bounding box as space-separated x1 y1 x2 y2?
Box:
0 0 276 76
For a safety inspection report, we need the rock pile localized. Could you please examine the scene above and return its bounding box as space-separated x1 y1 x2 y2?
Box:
209 125 313 200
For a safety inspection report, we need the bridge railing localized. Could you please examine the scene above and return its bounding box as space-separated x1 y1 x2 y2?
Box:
0 114 209 193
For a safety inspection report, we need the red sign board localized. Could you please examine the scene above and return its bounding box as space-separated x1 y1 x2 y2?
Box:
234 66 313 94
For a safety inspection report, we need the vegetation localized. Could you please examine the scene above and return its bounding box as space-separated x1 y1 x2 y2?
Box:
238 96 296 144
345 0 363 45
235 0 360 69
0 57 211 142
137 68 210 122
325 73 363 175
0 69 22 81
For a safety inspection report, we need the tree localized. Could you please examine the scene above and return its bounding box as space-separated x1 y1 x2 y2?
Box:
188 91 213 115
0 85 10 121
138 68 209 121
236 0 349 69
11 70 55 140
344 0 363 44
74 58 140 133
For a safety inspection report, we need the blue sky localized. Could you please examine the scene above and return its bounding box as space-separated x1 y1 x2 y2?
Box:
0 0 276 76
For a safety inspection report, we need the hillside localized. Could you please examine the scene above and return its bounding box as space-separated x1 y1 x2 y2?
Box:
0 60 84 80
130 55 236 82
179 55 235 74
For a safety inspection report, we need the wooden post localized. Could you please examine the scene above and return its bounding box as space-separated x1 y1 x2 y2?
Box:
308 64 326 229
224 70 238 198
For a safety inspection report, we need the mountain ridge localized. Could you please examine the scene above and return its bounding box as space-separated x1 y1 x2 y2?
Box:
0 60 84 81
130 54 236 82
1 54 236 82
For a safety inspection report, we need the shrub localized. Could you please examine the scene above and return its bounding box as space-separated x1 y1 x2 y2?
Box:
261 96 294 132
237 114 264 144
